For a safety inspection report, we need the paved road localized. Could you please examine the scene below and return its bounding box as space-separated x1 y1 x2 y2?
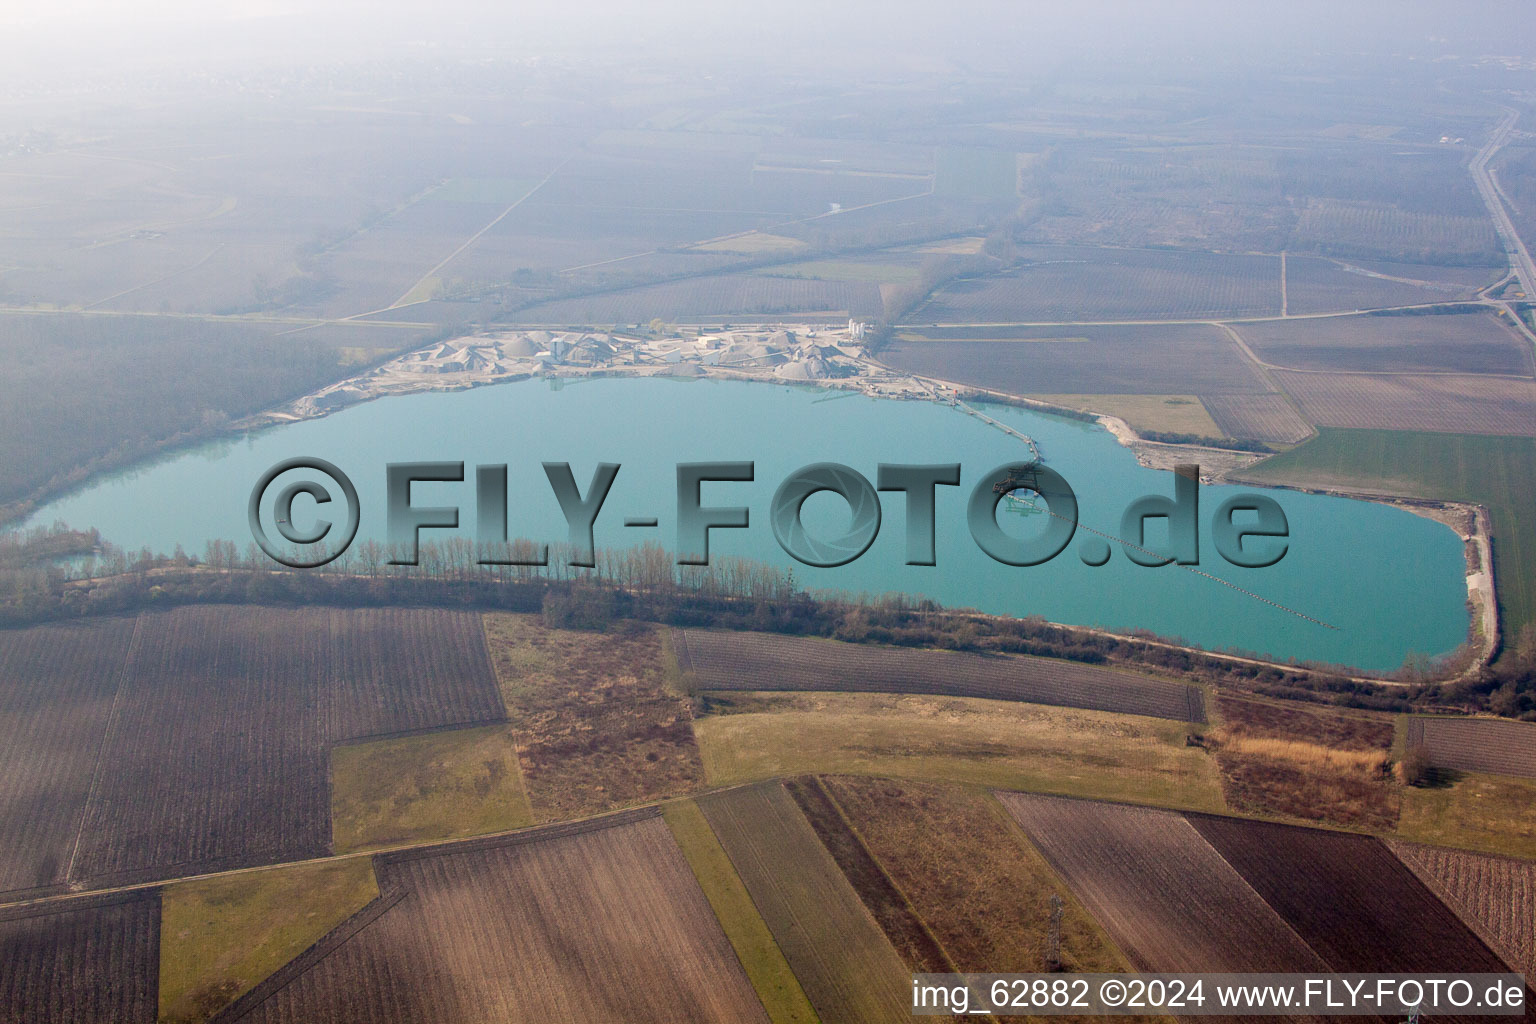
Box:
1471 107 1536 299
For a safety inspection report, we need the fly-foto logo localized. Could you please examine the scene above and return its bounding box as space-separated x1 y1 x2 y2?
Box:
249 459 1289 572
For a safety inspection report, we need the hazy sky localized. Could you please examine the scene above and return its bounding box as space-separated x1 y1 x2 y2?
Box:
1 1 1532 82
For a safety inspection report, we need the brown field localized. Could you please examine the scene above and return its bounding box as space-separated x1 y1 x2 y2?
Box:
914 247 1281 322
694 691 1226 811
219 810 767 1024
506 274 882 324
1235 313 1533 376
484 615 706 821
1339 261 1501 289
0 889 160 1024
675 629 1206 722
0 617 139 898
327 608 507 741
1388 840 1536 980
72 605 335 886
997 793 1332 976
67 606 505 887
821 777 1134 976
1289 199 1499 265
1029 394 1222 436
1271 371 1536 436
1200 392 1314 443
1211 694 1398 830
1405 716 1536 779
699 782 915 1024
1284 256 1487 315
783 776 953 974
1188 814 1534 1016
694 232 807 254
881 324 1267 396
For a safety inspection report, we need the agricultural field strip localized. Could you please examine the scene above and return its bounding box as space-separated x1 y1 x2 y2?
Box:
1200 393 1315 444
784 777 957 976
0 806 664 917
0 885 160 925
1 606 509 893
1405 716 1536 779
819 776 1139 983
1386 840 1536 980
700 782 916 1024
0 886 161 1024
69 607 335 886
557 184 935 274
677 628 1206 723
996 792 1335 978
372 805 661 870
661 799 820 1024
1186 812 1536 1023
217 811 766 1024
1226 328 1534 379
894 300 1497 329
1232 346 1536 439
0 616 139 899
209 888 408 1024
61 614 144 887
916 249 1282 323
482 614 706 823
0 305 426 328
214 808 661 1023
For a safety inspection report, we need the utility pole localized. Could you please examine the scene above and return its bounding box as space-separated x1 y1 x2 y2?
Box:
1045 894 1063 971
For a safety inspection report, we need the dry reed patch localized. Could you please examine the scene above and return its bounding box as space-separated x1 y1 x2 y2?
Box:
482 614 706 821
1210 694 1398 830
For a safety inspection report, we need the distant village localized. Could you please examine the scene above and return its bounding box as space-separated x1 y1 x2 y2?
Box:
268 320 940 422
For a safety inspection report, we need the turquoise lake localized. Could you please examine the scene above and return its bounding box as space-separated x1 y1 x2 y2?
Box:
27 376 1469 672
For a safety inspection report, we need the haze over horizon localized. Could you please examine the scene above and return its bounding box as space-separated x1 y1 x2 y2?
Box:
1 0 1532 86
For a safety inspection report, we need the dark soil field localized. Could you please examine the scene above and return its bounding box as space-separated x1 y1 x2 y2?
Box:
1405 717 1536 779
675 628 1206 722
1235 313 1533 375
0 889 160 1024
1200 393 1314 443
997 792 1334 976
1211 694 1397 830
328 608 505 741
699 782 915 1024
217 810 766 1024
1271 371 1536 436
71 605 337 886
881 324 1267 395
1188 813 1536 1022
916 246 1281 322
0 606 508 890
0 617 139 898
1389 840 1536 980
